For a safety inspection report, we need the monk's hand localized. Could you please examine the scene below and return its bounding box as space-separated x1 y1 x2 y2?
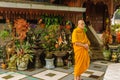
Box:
74 42 89 50
83 44 89 50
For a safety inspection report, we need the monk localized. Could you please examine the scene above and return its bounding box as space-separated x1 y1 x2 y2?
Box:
72 20 90 80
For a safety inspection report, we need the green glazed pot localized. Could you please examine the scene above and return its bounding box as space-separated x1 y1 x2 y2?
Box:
103 50 111 60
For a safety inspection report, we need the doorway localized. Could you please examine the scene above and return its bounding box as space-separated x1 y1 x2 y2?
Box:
83 1 109 33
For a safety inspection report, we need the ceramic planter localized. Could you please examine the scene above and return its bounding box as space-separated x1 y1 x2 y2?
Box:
103 50 111 60
17 55 29 70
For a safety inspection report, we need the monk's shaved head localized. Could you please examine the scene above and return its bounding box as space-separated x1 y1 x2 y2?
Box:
78 20 85 29
78 20 84 24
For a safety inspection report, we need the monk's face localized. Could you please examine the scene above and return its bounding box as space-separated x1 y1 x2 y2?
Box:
78 20 85 29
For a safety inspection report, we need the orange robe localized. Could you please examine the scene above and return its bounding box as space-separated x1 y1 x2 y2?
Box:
72 27 90 76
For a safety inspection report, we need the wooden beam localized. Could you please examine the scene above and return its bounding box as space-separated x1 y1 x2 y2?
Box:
0 1 86 12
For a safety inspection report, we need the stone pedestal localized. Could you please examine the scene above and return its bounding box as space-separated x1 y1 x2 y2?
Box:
45 58 55 69
54 51 67 67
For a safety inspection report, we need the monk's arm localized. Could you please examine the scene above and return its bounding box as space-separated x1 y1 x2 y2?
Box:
74 42 84 47
74 42 89 49
72 29 89 50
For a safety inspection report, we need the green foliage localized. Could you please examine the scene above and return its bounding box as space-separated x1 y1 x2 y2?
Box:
17 41 32 52
17 53 33 64
111 24 120 32
116 9 120 14
16 41 33 63
41 24 59 52
84 26 87 32
41 15 63 27
115 10 120 19
0 30 10 40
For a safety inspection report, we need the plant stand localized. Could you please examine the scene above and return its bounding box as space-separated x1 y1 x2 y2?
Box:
33 49 43 68
33 39 43 68
54 51 67 67
45 58 55 69
56 56 64 67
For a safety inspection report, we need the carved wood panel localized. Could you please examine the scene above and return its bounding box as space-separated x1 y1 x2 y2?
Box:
0 7 82 25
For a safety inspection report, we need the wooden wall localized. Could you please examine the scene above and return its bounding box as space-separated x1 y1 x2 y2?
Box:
0 7 82 25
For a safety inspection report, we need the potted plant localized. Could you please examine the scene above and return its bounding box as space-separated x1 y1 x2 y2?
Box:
0 19 13 69
11 18 33 70
41 24 59 69
102 24 112 60
41 24 59 57
16 41 33 70
0 18 35 70
27 23 45 68
54 27 73 67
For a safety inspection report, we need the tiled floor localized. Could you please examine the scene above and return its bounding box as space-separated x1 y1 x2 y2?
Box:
103 63 120 80
0 60 116 80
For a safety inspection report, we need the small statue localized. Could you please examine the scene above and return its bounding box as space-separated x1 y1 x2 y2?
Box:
5 40 16 61
111 52 118 62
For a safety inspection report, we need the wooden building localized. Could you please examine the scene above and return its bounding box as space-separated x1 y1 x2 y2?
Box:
0 0 119 32
0 0 120 59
